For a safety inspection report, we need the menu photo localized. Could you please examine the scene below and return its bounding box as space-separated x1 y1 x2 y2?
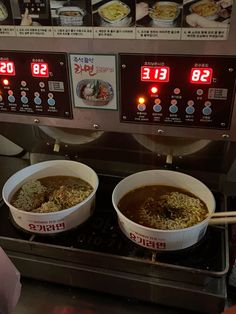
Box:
182 0 233 40
51 0 93 37
135 0 182 39
92 0 135 27
0 0 15 36
11 0 53 37
11 0 52 26
92 0 136 38
0 0 14 25
136 0 183 28
70 54 117 110
50 0 92 27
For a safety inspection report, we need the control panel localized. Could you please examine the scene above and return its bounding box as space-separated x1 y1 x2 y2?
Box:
120 54 236 129
0 51 72 118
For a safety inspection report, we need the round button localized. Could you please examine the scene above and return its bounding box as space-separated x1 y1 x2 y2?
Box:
8 90 13 96
21 96 28 104
202 107 212 116
48 93 54 99
153 104 162 113
8 95 15 103
169 105 178 114
204 101 212 107
39 82 45 88
174 88 181 95
187 100 194 106
48 98 56 106
171 99 177 106
21 81 27 87
34 92 40 97
34 97 42 105
21 91 26 97
186 106 195 115
137 103 146 111
154 98 161 105
0 95 3 102
197 89 203 96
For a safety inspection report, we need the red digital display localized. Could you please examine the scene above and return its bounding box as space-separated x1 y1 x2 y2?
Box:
31 62 49 78
141 66 170 82
0 61 15 76
190 68 213 84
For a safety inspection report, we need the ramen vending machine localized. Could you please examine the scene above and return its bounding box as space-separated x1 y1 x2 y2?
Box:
0 1 235 314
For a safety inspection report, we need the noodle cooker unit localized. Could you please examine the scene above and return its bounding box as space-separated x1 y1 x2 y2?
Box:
0 52 236 140
0 4 236 314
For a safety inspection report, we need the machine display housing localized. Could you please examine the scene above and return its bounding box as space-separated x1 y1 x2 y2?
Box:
120 54 236 129
0 51 72 119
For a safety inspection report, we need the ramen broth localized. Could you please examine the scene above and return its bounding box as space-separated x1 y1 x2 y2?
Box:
11 176 93 213
118 185 208 230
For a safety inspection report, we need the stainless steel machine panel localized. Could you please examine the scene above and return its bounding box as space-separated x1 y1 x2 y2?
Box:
120 54 236 129
0 51 72 118
0 2 235 312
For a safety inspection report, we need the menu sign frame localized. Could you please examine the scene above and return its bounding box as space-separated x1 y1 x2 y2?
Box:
0 0 233 40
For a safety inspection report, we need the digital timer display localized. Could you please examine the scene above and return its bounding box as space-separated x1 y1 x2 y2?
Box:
141 66 170 82
31 62 49 77
190 68 213 84
0 61 15 76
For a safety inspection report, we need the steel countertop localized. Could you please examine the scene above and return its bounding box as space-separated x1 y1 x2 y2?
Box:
11 278 205 314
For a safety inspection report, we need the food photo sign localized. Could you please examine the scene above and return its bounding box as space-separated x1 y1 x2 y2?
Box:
0 0 15 36
0 0 234 39
51 0 93 38
70 54 117 110
136 0 182 40
181 0 233 40
92 0 136 39
11 0 53 37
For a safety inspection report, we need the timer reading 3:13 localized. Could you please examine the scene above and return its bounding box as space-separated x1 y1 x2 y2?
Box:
140 66 213 84
141 66 170 82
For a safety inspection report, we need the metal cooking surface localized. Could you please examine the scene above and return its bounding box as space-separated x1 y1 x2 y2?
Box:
0 175 227 275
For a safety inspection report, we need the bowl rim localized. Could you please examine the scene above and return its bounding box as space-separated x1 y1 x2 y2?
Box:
2 160 99 216
112 169 216 233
